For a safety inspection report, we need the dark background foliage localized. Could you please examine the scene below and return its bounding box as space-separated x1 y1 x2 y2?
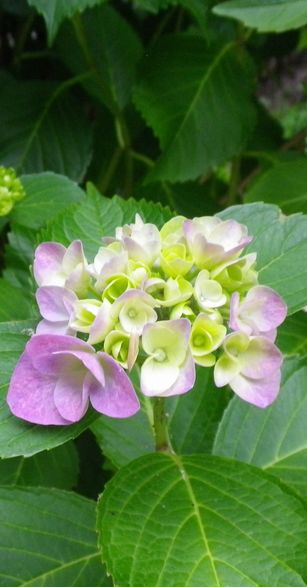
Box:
0 1 307 585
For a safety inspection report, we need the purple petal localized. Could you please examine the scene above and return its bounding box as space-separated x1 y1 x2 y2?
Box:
230 370 281 408
36 286 77 321
7 350 69 425
88 300 113 345
229 292 241 332
160 351 196 397
62 240 85 273
242 286 287 332
26 335 94 374
36 319 76 336
87 352 140 418
53 358 89 422
33 243 66 286
240 337 283 379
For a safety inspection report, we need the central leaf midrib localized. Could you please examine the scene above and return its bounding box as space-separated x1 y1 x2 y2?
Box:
171 454 221 587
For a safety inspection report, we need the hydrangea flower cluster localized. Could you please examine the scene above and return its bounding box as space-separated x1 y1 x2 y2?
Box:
0 166 25 216
7 214 287 425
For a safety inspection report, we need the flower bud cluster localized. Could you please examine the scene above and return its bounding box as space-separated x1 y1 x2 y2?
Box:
7 213 287 425
0 167 25 216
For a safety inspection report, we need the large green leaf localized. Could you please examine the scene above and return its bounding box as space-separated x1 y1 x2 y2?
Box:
0 78 93 180
219 202 307 314
28 0 107 44
57 5 142 112
134 35 256 182
98 453 307 586
0 321 98 458
213 357 307 499
245 158 307 215
0 486 111 586
213 0 307 33
0 442 79 489
11 172 85 230
41 185 172 260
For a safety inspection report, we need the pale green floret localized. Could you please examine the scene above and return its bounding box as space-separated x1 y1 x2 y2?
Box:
0 167 25 216
212 253 258 293
127 260 149 287
143 322 187 365
194 269 227 310
104 329 130 368
170 302 195 320
149 276 194 308
119 300 157 334
160 215 186 248
160 243 193 278
102 274 134 302
70 299 102 333
214 332 249 387
190 314 227 367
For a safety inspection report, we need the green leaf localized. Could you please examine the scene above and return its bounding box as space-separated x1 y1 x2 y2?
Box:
28 0 108 45
0 279 33 321
0 486 111 586
0 321 99 458
98 453 307 586
12 172 85 230
277 312 307 356
219 202 307 314
41 185 173 260
213 0 307 33
0 442 79 489
168 367 231 454
57 5 142 111
0 78 93 180
245 158 307 215
213 357 307 499
133 35 256 182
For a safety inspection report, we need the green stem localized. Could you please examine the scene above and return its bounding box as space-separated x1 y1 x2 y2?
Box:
130 150 154 168
153 397 174 454
98 146 122 194
162 182 177 212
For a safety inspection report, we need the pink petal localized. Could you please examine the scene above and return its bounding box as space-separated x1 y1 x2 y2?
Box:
53 359 89 422
87 352 140 418
62 240 85 273
36 286 77 321
242 286 287 332
240 337 283 379
7 350 69 425
33 242 66 286
160 351 196 397
36 319 76 336
229 292 242 332
230 370 281 408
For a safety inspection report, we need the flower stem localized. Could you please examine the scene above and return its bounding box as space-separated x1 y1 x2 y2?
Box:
152 397 174 454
